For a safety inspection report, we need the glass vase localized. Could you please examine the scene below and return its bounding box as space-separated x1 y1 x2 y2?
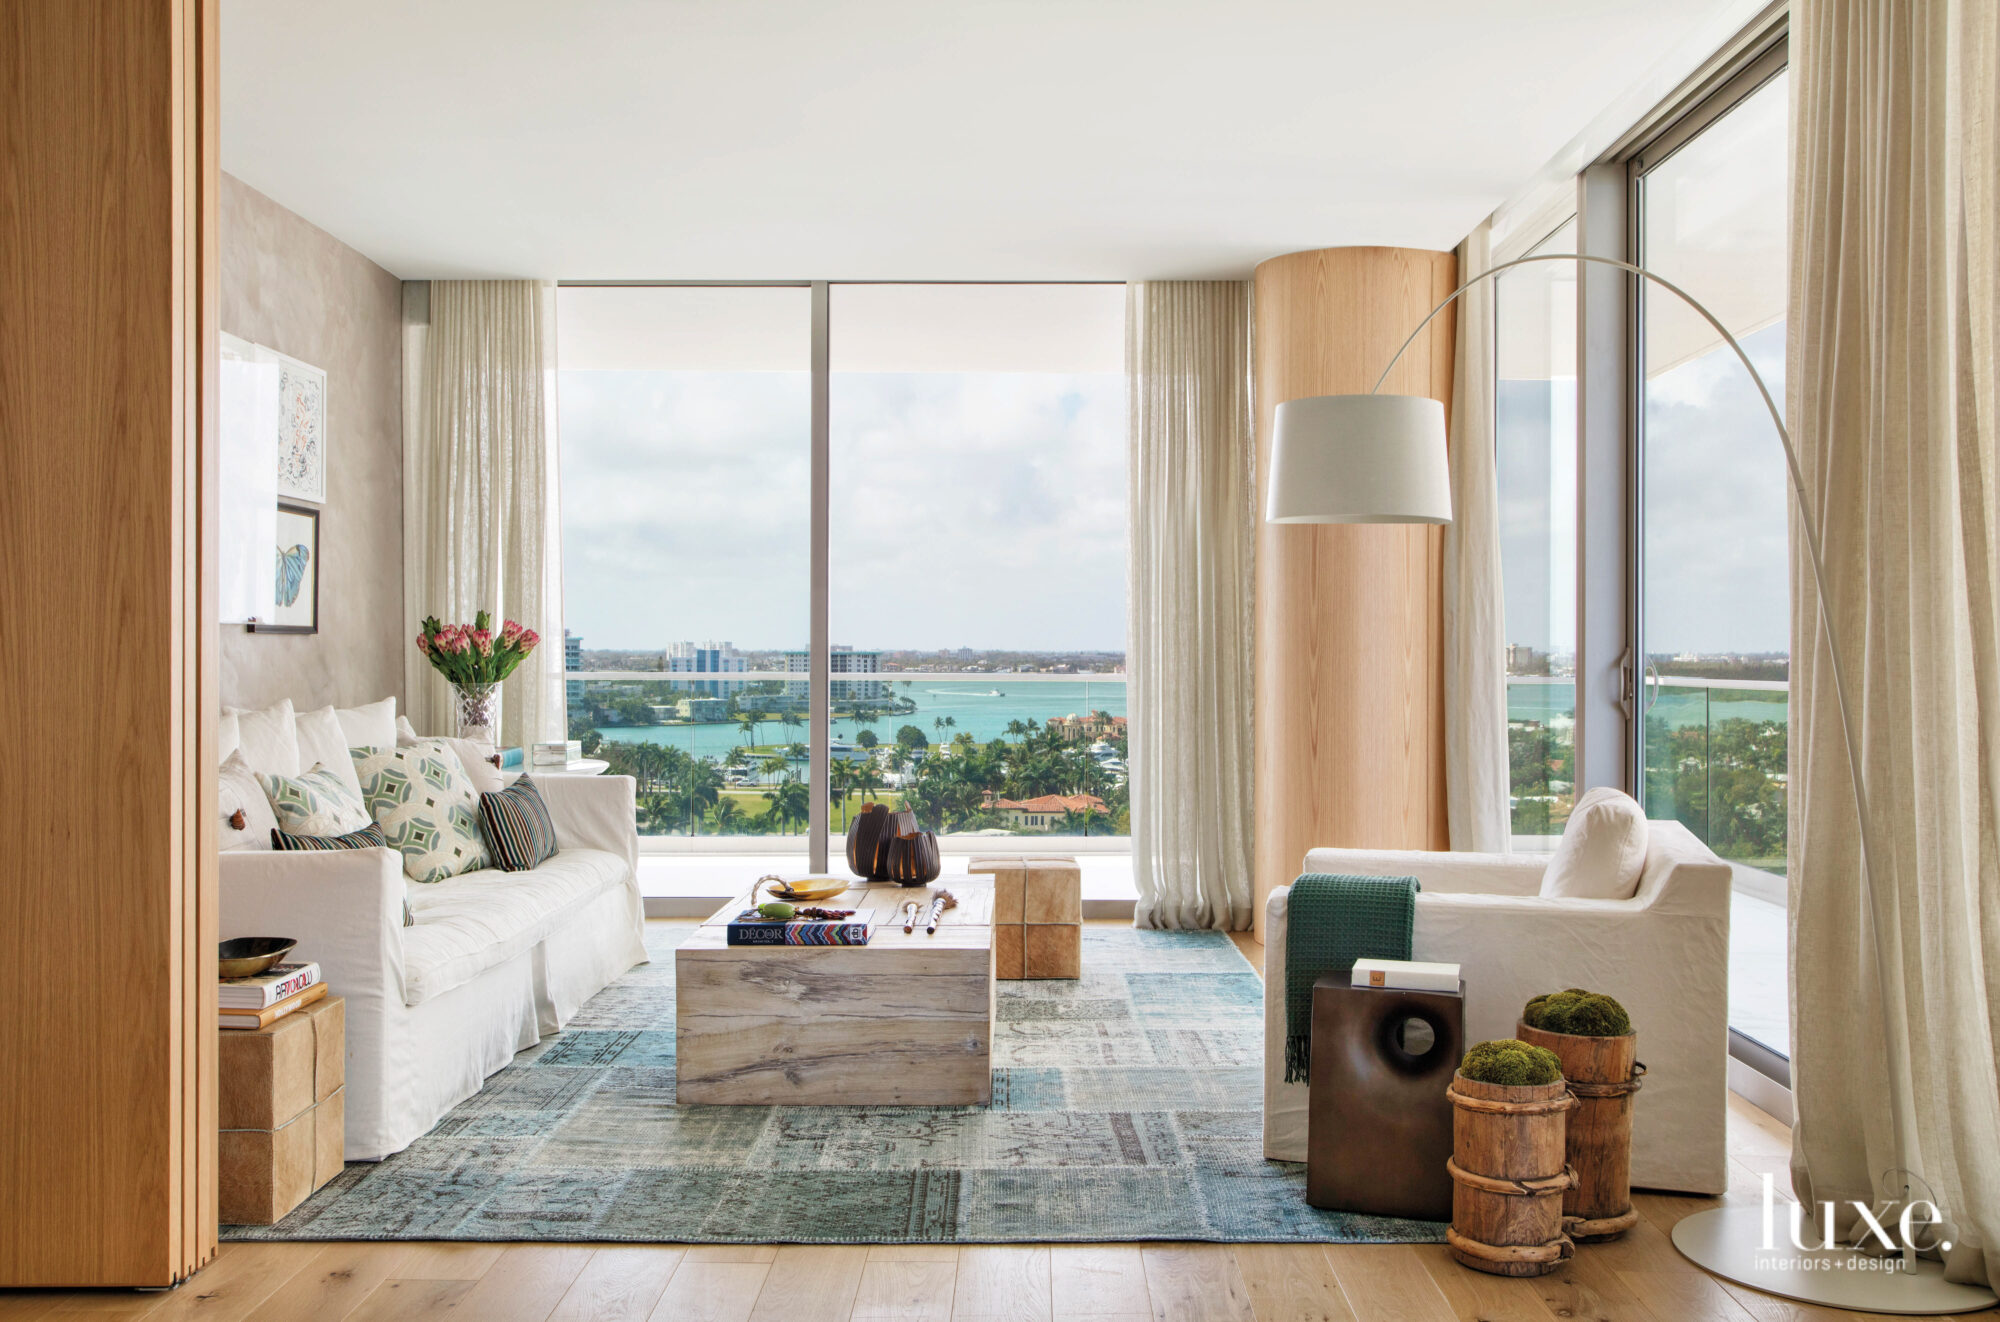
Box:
453 681 500 747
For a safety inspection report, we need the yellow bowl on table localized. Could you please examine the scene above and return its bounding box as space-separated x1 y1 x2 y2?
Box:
761 875 852 903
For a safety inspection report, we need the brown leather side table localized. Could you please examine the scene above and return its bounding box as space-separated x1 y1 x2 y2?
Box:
1306 973 1464 1220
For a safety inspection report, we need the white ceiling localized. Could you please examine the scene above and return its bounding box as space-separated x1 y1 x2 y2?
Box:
221 0 1754 281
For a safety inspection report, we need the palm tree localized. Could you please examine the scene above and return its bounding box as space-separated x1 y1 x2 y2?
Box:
852 761 883 805
760 754 790 785
829 759 855 829
737 715 758 747
763 780 809 834
709 798 745 834
1005 719 1028 742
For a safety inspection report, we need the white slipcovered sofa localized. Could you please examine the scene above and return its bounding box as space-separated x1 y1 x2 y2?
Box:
218 701 647 1161
1262 818 1732 1194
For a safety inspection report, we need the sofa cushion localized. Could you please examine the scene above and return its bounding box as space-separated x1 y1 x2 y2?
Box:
480 775 561 871
1541 786 1649 900
352 741 492 884
296 705 367 802
258 762 373 837
219 749 279 851
336 697 398 752
400 847 629 1004
227 698 299 778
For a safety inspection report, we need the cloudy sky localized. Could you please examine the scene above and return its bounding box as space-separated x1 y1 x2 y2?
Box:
558 369 1127 653
1639 321 1789 657
1496 321 1788 661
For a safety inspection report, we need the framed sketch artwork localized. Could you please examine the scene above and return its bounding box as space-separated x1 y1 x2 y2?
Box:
274 351 328 503
249 502 319 634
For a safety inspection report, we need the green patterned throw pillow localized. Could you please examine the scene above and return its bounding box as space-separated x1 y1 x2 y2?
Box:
257 762 372 837
351 740 491 883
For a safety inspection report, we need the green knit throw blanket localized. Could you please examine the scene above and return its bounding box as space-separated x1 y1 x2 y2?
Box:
1283 873 1420 1083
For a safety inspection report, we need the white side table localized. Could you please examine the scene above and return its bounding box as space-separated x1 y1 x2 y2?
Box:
504 758 609 783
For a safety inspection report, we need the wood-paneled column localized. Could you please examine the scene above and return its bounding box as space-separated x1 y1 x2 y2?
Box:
0 0 219 1286
1252 247 1456 940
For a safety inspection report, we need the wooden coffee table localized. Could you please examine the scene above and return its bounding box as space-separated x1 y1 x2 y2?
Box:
674 878 995 1106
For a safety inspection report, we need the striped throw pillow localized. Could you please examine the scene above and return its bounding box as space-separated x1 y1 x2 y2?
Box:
270 821 389 851
478 776 560 872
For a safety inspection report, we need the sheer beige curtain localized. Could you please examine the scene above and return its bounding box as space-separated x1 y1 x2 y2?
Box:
403 280 565 749
1789 0 2000 1285
1445 221 1511 853
1128 281 1256 930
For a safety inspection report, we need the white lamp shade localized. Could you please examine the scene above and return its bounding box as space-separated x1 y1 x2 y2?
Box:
1265 394 1453 524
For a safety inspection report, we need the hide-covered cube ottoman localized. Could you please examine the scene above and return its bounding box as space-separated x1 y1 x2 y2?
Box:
969 855 1082 979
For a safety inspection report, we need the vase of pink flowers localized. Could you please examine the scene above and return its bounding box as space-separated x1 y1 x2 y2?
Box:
416 611 540 745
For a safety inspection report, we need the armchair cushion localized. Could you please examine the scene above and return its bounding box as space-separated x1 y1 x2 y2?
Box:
1542 786 1648 899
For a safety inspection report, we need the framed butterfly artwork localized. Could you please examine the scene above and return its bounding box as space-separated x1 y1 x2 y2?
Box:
250 502 319 634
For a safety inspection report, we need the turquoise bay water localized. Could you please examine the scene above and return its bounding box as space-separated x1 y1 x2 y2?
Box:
589 679 1128 760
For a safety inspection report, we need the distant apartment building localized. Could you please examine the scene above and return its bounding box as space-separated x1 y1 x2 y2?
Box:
784 645 885 701
564 631 582 703
675 696 731 723
667 640 746 696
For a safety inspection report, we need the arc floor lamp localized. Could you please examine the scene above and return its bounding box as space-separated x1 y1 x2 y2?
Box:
1264 251 1996 1316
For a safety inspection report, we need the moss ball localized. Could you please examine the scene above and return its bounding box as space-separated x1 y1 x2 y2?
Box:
1523 987 1632 1037
1460 1039 1564 1087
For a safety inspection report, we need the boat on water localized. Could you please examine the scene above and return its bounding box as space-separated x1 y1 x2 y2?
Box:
929 688 1006 697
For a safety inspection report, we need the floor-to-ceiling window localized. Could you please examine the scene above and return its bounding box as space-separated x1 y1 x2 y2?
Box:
556 286 815 841
1635 64 1791 1057
829 285 1128 838
1496 220 1579 844
556 283 1128 854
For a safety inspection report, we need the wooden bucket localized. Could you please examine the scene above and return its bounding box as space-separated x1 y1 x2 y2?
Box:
1445 1072 1577 1276
1516 1021 1644 1239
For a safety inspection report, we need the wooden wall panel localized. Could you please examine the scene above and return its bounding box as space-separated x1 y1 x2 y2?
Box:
0 0 218 1287
1251 247 1456 940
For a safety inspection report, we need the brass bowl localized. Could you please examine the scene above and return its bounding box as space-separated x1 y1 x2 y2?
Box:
218 936 296 979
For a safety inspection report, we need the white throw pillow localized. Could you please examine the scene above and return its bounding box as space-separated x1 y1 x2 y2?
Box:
336 697 398 753
1541 787 1650 900
258 761 374 837
295 705 367 803
395 715 421 747
225 698 299 778
218 750 278 851
439 737 504 794
218 711 241 764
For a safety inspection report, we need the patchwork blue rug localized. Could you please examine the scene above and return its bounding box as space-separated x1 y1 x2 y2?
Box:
225 924 1447 1244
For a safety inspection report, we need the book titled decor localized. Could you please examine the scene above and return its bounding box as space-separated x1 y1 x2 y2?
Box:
725 912 875 946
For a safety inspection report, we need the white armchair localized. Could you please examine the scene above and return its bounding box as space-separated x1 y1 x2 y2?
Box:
1262 819 1732 1194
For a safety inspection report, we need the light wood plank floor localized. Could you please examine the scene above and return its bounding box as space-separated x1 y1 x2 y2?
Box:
3 928 1987 1321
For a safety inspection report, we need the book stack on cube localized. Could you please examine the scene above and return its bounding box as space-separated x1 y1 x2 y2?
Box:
220 962 326 1030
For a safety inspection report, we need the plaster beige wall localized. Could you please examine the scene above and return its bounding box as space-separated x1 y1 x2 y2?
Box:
220 172 403 712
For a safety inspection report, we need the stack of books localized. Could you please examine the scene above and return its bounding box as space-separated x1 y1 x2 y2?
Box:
725 912 876 947
220 962 327 1030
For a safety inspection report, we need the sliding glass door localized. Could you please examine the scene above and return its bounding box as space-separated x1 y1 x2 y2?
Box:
1635 66 1791 1055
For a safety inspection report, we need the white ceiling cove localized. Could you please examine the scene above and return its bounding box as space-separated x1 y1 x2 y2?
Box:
221 0 1755 281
